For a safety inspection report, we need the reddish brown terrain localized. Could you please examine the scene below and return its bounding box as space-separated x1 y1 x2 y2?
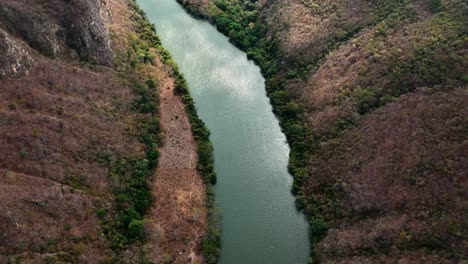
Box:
181 0 467 262
145 60 206 264
0 54 130 262
1 0 466 262
307 88 467 263
0 0 206 263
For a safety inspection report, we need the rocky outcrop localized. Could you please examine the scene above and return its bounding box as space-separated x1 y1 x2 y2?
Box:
0 0 113 66
0 0 164 262
0 28 34 78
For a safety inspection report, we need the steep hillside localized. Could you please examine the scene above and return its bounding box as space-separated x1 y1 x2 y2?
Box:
0 0 210 263
179 0 467 262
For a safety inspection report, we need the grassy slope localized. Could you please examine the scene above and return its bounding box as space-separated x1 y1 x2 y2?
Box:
178 0 467 262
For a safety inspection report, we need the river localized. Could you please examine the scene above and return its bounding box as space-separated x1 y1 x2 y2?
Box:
137 0 310 263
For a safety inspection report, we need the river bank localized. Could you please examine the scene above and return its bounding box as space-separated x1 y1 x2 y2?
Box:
128 1 218 263
0 0 214 262
145 49 206 263
171 1 468 263
138 0 310 263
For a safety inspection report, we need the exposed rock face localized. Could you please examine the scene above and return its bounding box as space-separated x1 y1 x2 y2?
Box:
0 28 34 78
0 0 113 66
0 0 164 262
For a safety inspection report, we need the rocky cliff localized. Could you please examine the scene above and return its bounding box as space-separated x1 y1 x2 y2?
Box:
0 0 205 263
0 0 113 67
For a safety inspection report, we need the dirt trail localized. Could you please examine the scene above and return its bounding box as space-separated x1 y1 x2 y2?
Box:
146 68 206 264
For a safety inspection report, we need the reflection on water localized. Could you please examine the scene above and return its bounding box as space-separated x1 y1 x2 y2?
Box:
137 0 311 263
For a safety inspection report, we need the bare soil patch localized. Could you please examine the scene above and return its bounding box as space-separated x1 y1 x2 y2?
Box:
145 66 206 264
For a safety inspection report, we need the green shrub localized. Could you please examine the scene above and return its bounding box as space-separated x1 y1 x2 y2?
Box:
96 208 106 218
309 216 328 242
63 174 88 190
202 240 220 264
19 148 28 158
128 219 145 240
101 80 159 250
462 75 468 83
145 79 157 89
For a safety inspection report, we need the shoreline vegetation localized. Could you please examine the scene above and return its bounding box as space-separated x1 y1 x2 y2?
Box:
1 0 464 262
106 0 466 262
176 0 468 263
124 1 221 263
175 0 319 261
94 2 164 259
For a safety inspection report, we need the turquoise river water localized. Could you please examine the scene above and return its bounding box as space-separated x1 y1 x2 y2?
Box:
137 0 310 263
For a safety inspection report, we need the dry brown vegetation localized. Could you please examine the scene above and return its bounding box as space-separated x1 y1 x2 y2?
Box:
307 88 467 262
0 38 138 264
182 0 467 262
145 59 206 264
0 0 206 263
